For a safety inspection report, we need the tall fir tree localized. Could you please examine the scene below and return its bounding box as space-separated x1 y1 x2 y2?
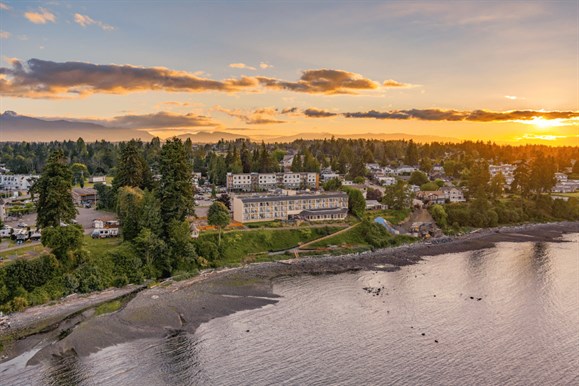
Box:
36 149 77 228
157 138 194 235
113 140 153 192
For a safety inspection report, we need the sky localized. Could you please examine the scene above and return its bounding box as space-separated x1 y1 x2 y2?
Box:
0 0 578 145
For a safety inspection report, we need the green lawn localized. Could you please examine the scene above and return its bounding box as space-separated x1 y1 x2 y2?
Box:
84 235 122 259
363 209 410 225
0 243 49 263
73 176 113 189
195 226 345 266
308 225 368 248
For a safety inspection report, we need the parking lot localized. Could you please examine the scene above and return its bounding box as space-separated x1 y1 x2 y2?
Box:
2 206 117 235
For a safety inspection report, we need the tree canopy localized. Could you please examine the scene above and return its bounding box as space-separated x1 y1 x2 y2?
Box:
36 149 77 228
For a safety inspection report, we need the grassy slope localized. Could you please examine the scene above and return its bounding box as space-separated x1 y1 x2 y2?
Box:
197 226 345 265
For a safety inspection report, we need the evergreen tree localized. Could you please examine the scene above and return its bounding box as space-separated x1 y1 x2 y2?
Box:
341 187 366 218
157 138 194 235
404 140 419 166
117 186 144 241
241 142 252 173
512 162 531 197
112 140 153 192
36 150 77 228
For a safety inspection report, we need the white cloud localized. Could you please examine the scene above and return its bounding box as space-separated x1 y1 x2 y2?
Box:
259 62 273 69
0 2 10 10
0 31 10 39
74 13 114 31
24 8 56 24
229 63 257 71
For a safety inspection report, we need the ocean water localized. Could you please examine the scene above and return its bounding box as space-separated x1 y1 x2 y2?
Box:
2 234 578 385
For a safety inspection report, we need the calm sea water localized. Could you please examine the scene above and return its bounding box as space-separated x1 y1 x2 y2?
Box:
2 234 578 385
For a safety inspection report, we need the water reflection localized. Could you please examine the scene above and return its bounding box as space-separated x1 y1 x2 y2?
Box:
43 351 88 386
156 330 206 385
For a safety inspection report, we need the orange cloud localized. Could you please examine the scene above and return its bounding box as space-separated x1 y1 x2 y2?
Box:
0 59 259 97
0 59 409 98
74 13 114 31
214 105 286 124
24 8 56 24
229 63 256 70
256 69 380 94
340 109 579 122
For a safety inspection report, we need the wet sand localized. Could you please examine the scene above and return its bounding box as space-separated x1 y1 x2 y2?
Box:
1 221 577 364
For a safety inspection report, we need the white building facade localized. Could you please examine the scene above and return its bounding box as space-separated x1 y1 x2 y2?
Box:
232 192 348 223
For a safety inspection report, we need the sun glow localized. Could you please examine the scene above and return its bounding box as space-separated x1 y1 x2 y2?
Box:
515 117 568 129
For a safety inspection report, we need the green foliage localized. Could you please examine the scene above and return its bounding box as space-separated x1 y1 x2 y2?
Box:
157 138 194 235
404 140 419 166
94 300 122 316
112 139 153 192
41 225 84 261
36 149 77 228
420 182 439 191
341 187 366 218
70 163 89 187
323 178 342 191
167 219 198 273
193 227 341 266
382 180 411 210
409 170 429 186
94 182 115 210
208 201 231 244
429 204 448 228
353 176 366 184
117 186 145 241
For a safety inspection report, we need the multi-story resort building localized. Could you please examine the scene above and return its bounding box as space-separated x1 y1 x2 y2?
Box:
232 191 348 223
226 172 319 192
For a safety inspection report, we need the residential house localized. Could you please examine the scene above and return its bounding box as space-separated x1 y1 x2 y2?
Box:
72 188 98 206
489 164 516 186
395 165 416 175
88 176 107 184
440 186 466 202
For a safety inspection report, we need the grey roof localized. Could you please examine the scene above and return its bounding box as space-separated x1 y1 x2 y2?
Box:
238 192 347 203
299 208 348 216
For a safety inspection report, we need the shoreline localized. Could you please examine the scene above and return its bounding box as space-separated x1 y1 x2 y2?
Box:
1 220 578 364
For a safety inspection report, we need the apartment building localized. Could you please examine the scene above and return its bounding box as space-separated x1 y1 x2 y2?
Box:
226 172 319 192
232 191 348 223
0 174 38 191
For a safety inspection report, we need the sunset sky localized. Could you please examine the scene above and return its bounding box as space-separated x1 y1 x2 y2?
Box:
0 1 578 145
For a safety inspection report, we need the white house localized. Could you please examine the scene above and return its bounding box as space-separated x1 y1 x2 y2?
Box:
377 176 396 186
440 186 466 202
395 165 416 175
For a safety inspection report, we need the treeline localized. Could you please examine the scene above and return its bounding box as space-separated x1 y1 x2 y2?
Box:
430 196 579 231
2 137 577 181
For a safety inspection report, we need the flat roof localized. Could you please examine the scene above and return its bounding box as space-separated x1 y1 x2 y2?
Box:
300 208 348 216
237 192 347 203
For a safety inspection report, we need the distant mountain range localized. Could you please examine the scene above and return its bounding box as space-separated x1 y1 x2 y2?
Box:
1 111 459 143
0 111 151 141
